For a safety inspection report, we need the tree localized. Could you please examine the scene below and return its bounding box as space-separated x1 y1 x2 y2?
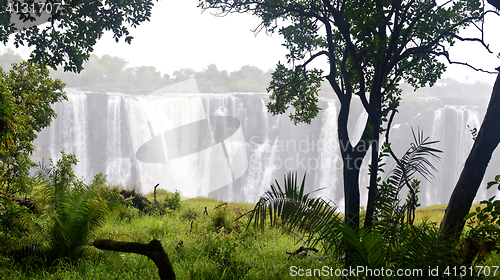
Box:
0 49 22 71
438 1 500 241
0 0 154 199
440 69 500 240
1 0 155 72
199 0 499 228
228 65 271 92
50 54 170 92
195 64 230 92
0 62 66 200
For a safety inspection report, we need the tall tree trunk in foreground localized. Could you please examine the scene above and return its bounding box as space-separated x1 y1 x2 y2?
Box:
440 70 500 240
342 153 363 228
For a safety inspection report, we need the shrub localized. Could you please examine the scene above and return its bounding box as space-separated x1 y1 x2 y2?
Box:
180 207 199 221
115 204 140 222
462 174 500 265
164 191 181 211
211 203 230 231
144 201 173 216
38 152 108 261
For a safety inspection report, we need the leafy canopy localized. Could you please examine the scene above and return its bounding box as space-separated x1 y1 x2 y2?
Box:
0 0 156 72
0 62 66 199
199 0 495 126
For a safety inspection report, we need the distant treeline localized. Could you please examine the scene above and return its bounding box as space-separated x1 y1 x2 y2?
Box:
0 49 274 94
0 49 493 98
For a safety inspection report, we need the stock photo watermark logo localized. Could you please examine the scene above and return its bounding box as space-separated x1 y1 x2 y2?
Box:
4 0 69 32
247 135 374 172
134 79 248 196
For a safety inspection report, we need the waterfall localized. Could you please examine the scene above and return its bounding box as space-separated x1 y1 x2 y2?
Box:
315 100 343 207
42 93 88 179
424 107 445 206
243 98 281 201
350 107 369 146
32 90 499 207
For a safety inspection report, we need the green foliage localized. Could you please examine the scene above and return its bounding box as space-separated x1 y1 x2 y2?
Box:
267 63 323 124
246 173 341 252
0 0 155 72
38 152 108 261
0 62 66 200
180 207 199 221
50 54 169 92
211 203 231 232
0 201 32 252
164 190 182 211
50 55 273 93
464 175 500 258
245 172 459 279
376 129 442 224
4 193 493 279
115 204 140 223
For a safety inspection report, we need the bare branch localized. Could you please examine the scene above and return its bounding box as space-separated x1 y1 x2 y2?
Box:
453 35 493 53
431 50 498 74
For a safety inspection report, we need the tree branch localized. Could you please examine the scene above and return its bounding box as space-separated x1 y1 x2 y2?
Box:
488 0 500 10
93 239 175 280
431 50 498 74
453 34 493 54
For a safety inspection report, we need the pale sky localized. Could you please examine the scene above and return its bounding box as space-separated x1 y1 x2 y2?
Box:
2 0 500 85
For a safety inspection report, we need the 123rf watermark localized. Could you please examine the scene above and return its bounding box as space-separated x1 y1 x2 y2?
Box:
290 265 500 278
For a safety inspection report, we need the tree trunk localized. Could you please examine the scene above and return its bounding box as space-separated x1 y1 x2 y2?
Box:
364 137 379 227
440 71 500 240
487 0 500 10
93 239 175 280
343 153 363 228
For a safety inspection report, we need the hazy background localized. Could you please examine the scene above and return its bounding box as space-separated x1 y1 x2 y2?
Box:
1 0 499 86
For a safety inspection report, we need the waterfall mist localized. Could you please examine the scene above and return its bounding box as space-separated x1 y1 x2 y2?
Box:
32 89 500 208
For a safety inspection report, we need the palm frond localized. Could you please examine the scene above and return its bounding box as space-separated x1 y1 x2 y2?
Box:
378 128 442 224
389 128 441 188
35 159 51 183
245 172 342 251
244 171 460 279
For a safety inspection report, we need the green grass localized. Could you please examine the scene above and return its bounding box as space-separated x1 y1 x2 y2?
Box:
413 203 447 224
0 194 335 279
413 203 486 226
1 193 498 279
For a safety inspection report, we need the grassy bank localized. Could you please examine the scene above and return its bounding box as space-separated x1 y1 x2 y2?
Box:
1 188 498 279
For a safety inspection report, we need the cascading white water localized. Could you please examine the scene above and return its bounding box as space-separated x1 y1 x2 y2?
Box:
242 98 282 200
32 90 499 207
315 100 344 207
105 93 134 186
351 108 369 146
424 107 445 206
43 93 89 179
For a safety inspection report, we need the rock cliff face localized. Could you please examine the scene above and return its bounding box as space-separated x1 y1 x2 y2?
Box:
32 89 500 207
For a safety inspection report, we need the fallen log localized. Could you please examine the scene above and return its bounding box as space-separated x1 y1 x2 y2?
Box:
93 239 175 280
13 197 37 212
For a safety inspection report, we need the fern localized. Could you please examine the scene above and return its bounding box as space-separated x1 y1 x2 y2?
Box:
37 152 109 260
